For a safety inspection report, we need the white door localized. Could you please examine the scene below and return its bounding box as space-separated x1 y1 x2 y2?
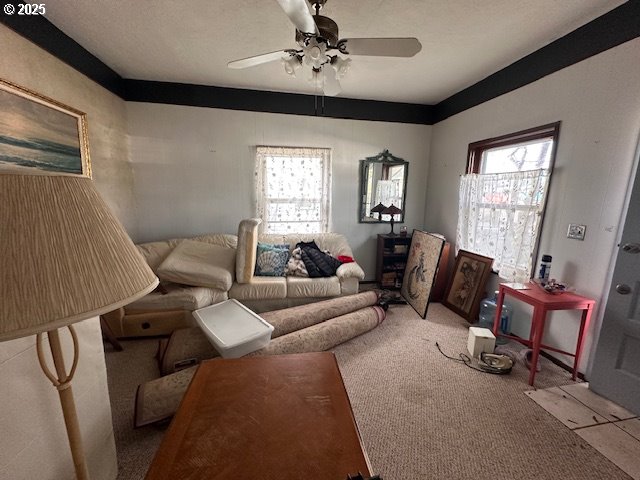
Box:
589 143 640 416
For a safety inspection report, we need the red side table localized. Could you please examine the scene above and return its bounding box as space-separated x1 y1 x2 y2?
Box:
493 282 596 387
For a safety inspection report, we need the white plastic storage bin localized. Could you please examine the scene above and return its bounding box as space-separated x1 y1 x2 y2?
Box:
467 327 496 359
192 299 274 358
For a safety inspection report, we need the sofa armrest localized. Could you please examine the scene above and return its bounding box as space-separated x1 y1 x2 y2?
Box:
336 262 365 281
236 218 262 284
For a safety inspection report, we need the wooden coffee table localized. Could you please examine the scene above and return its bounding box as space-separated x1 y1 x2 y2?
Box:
145 352 373 479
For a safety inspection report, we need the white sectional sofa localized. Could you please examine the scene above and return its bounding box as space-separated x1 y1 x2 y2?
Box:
103 219 365 337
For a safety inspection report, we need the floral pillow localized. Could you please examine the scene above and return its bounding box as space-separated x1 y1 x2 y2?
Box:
254 243 290 276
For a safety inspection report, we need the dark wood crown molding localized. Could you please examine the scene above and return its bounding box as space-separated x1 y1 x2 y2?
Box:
433 1 640 122
123 80 435 124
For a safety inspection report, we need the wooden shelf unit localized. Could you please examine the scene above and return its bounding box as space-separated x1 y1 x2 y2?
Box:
375 233 451 302
376 234 412 289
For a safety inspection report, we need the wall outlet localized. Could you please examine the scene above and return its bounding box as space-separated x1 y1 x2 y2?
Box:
567 224 586 240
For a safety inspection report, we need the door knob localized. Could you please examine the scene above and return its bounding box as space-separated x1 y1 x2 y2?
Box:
621 243 640 254
616 284 632 295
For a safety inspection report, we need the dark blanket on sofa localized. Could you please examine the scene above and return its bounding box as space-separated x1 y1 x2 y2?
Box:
297 241 342 277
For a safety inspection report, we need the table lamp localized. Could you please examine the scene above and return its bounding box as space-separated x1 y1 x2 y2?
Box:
0 174 158 479
370 202 387 220
382 204 403 235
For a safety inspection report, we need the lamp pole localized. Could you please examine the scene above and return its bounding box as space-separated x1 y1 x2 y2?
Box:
38 327 89 480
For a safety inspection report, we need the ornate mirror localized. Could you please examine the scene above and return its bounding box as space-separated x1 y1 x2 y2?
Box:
359 149 408 223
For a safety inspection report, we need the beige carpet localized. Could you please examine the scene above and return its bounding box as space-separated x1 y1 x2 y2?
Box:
105 303 631 480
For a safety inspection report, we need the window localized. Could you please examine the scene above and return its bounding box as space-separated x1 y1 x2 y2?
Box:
457 122 560 281
255 146 331 234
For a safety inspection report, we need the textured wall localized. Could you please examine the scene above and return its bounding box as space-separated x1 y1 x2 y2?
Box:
0 25 136 236
126 103 432 279
0 25 120 480
424 38 640 374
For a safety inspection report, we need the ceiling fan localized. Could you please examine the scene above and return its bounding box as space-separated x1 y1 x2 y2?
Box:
227 0 422 96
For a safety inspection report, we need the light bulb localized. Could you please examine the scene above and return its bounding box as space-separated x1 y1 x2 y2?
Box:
323 65 341 96
282 55 301 77
303 38 328 69
310 46 321 60
332 56 352 78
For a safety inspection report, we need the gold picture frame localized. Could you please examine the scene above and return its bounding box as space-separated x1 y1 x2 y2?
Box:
0 78 91 177
442 250 494 323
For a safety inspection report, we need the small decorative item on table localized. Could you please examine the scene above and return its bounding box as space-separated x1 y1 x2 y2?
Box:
400 226 408 237
535 278 569 294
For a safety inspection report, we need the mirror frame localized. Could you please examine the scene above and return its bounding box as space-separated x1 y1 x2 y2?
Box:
359 149 409 224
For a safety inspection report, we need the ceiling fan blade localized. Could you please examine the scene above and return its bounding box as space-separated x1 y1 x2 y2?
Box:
275 0 318 35
323 67 341 96
338 38 422 57
228 50 296 69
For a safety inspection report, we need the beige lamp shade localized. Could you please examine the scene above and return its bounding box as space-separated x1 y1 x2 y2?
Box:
0 174 158 341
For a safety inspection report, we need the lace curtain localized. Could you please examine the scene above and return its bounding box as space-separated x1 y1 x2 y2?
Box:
255 146 332 234
456 169 550 281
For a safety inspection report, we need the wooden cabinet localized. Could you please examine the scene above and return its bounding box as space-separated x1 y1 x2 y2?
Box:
376 233 451 301
376 234 412 289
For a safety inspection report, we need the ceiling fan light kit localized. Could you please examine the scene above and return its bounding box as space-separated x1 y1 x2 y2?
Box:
282 54 302 75
228 0 421 96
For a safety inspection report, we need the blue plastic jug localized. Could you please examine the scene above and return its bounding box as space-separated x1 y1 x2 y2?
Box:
478 291 512 345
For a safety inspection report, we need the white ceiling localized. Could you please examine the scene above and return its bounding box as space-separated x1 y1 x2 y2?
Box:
44 0 625 104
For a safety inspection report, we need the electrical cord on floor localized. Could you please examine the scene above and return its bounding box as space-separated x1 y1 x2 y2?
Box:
435 342 513 375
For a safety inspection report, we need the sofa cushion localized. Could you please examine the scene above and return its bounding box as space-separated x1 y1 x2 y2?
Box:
286 276 341 298
157 239 236 290
229 277 287 300
136 241 175 272
126 285 228 311
190 233 238 249
236 218 261 284
255 243 290 276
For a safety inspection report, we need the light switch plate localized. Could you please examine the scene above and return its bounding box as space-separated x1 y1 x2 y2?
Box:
567 224 586 240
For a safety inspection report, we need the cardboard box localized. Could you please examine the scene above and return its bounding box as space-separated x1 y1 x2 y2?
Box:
467 327 496 358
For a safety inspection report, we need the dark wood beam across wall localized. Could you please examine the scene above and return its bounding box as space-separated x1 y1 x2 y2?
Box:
123 80 435 125
1 1 639 125
1 11 124 96
433 0 640 122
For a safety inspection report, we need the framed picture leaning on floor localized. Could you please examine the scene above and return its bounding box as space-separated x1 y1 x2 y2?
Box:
400 230 445 319
442 250 494 323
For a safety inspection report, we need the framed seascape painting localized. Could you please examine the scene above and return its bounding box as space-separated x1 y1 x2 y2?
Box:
0 79 91 177
442 250 494 323
400 230 445 319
